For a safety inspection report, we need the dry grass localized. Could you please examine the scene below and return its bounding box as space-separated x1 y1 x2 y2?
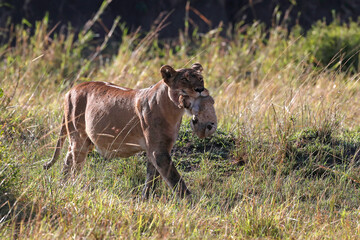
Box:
1 13 360 239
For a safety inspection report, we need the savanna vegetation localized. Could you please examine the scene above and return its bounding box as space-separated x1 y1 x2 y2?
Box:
2 5 360 239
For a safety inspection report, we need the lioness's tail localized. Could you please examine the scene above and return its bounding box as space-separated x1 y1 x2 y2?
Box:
44 117 67 170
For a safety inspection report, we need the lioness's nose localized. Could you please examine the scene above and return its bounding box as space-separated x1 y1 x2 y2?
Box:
195 87 204 93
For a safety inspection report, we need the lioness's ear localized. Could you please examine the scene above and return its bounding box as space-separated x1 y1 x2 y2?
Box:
160 65 177 85
191 63 203 72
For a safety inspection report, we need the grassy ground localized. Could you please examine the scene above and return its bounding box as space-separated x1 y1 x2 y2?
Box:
1 13 360 239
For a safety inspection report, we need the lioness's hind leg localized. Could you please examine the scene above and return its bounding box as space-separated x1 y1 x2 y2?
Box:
62 150 73 181
63 137 92 179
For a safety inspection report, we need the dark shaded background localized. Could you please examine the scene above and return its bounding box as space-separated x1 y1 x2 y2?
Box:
0 0 359 38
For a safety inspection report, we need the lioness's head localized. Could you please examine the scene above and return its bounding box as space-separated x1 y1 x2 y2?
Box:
160 63 206 99
181 94 217 139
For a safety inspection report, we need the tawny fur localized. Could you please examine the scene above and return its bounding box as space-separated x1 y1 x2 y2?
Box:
44 63 217 199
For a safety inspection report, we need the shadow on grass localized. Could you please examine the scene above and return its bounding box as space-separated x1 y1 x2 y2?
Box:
172 121 237 172
285 127 360 179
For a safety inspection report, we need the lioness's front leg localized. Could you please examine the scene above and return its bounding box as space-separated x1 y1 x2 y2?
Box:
142 161 160 199
147 150 191 198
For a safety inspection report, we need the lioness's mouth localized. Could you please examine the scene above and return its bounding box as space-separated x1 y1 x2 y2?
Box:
181 89 201 98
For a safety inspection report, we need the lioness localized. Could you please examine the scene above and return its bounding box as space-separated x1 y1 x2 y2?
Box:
44 63 217 198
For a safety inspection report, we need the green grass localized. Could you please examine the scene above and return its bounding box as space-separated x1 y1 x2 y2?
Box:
1 10 360 239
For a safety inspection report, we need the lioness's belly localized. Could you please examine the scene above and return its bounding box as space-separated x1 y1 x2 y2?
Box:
88 122 146 159
84 95 146 159
94 137 146 159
